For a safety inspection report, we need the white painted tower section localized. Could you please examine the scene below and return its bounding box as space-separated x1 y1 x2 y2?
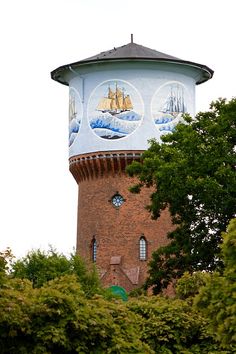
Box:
67 62 199 157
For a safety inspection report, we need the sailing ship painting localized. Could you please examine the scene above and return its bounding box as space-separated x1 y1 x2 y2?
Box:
152 82 188 135
69 88 82 146
88 80 143 140
97 83 133 115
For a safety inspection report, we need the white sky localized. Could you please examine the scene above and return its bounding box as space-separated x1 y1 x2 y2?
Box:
0 0 235 259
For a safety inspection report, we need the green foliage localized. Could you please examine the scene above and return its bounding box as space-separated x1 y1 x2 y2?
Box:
1 217 235 352
195 218 236 351
0 275 151 353
175 271 209 300
2 252 233 353
11 248 101 297
221 218 236 280
12 248 70 288
0 248 14 286
69 252 101 298
128 286 147 298
127 98 236 293
128 296 217 353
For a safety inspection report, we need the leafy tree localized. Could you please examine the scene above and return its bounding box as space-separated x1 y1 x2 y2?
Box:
11 248 100 297
128 296 218 353
1 253 232 353
0 248 14 286
0 275 152 353
127 98 236 293
195 218 236 351
175 271 209 301
0 273 224 354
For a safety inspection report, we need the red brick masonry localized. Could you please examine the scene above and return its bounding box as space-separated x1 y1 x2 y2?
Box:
70 151 174 292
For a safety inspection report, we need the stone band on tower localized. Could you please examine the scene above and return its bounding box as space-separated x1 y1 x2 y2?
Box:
51 37 213 291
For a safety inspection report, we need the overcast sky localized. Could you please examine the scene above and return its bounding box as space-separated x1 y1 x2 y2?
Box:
0 0 235 259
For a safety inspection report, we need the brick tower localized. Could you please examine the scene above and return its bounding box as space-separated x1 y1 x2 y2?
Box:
51 37 213 291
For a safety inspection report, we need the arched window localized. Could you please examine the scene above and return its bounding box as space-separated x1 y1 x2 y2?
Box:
91 237 97 262
139 236 147 260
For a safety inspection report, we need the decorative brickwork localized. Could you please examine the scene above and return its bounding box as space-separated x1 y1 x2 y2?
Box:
69 150 143 183
70 151 174 291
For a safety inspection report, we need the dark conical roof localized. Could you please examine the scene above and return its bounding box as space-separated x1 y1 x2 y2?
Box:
51 39 213 85
82 41 181 62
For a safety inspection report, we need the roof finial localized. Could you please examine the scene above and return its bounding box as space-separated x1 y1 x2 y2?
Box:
131 34 133 43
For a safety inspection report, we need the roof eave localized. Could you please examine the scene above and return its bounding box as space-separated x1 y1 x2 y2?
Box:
51 57 213 86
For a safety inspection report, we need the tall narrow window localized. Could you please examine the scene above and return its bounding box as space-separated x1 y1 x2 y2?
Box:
139 236 147 260
92 237 97 262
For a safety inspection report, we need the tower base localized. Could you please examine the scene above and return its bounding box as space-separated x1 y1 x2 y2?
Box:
70 151 174 291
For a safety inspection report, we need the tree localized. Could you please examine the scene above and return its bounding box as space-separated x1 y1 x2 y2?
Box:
127 98 236 293
195 218 236 351
0 248 14 287
11 248 101 297
0 275 152 353
1 248 230 353
175 271 209 301
128 296 218 354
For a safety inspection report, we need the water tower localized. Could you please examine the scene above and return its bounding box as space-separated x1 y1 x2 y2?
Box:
51 36 213 291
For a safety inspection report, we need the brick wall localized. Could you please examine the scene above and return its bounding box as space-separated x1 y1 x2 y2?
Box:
76 172 174 291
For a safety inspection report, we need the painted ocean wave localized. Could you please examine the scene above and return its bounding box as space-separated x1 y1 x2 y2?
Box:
69 132 78 146
159 125 175 132
114 110 141 121
154 113 174 124
69 118 81 146
90 113 140 136
93 128 126 139
154 112 183 125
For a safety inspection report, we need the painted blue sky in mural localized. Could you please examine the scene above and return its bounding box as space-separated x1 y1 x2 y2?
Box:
88 80 143 139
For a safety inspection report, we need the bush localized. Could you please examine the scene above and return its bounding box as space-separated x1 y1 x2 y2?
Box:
0 275 152 353
175 271 209 300
195 219 236 351
11 248 101 297
128 296 217 353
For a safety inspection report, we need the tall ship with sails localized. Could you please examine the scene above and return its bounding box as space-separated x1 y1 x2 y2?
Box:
69 94 77 121
161 85 186 117
97 83 133 115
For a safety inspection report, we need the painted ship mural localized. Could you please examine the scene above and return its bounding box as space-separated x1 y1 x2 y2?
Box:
69 89 82 146
89 81 142 140
152 82 188 134
97 83 133 115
